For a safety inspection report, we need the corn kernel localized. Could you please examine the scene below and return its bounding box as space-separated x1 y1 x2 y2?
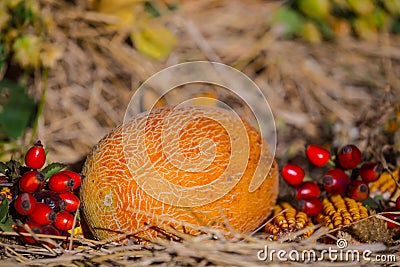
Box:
317 195 369 229
369 169 399 200
265 202 314 240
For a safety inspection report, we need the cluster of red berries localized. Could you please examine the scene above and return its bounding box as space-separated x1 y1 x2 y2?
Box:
12 141 82 244
281 144 382 217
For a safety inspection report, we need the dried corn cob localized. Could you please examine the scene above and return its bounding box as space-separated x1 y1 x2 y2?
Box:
369 169 399 201
315 195 369 229
265 202 314 240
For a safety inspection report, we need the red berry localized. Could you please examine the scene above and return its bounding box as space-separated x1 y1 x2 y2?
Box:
40 225 62 248
306 144 330 167
396 196 400 211
298 197 322 217
14 193 37 215
48 172 75 193
40 225 61 236
382 212 400 229
321 168 351 195
295 181 321 200
281 164 305 186
18 221 42 244
359 162 382 183
59 192 80 212
34 190 66 212
346 180 369 201
337 144 362 169
28 203 56 225
25 141 46 169
19 171 45 193
58 170 82 190
54 211 75 231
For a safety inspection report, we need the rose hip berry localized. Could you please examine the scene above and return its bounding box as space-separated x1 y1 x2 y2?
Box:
281 164 305 186
25 141 46 169
306 144 331 167
58 170 82 190
54 211 75 231
337 144 362 169
28 203 56 225
18 221 42 244
19 171 45 193
40 225 62 248
9 142 82 245
40 225 61 236
298 197 322 217
59 192 80 212
48 172 75 193
34 190 66 212
396 196 400 211
382 212 400 229
322 168 351 195
14 193 37 215
295 181 321 200
359 162 382 183
346 180 369 201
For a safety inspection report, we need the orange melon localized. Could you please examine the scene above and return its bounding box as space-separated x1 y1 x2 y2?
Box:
80 106 278 241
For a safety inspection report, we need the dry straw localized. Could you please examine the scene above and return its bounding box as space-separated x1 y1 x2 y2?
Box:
3 0 399 265
36 0 400 164
0 213 398 266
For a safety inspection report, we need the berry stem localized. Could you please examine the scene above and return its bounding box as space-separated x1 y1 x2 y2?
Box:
302 175 314 182
327 158 335 167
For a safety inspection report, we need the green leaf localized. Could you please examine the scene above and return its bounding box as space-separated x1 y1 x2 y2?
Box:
362 196 379 210
0 79 25 92
0 44 5 71
271 7 304 37
390 19 400 34
5 160 20 174
10 1 35 28
0 199 9 224
42 162 66 180
75 209 81 221
131 24 177 60
302 175 314 182
144 1 161 17
316 20 334 40
0 216 14 232
0 162 7 174
0 80 37 139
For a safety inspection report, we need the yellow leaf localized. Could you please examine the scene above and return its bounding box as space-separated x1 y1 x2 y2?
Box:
0 8 10 32
94 0 143 13
131 24 177 60
12 35 42 68
6 0 22 8
91 0 139 29
68 226 83 236
41 43 63 68
108 8 136 28
301 21 322 44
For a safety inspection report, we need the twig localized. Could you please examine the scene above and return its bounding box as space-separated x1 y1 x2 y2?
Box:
68 208 80 250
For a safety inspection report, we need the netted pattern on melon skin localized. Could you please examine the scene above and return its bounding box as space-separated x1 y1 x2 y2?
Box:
80 106 278 241
124 106 254 207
